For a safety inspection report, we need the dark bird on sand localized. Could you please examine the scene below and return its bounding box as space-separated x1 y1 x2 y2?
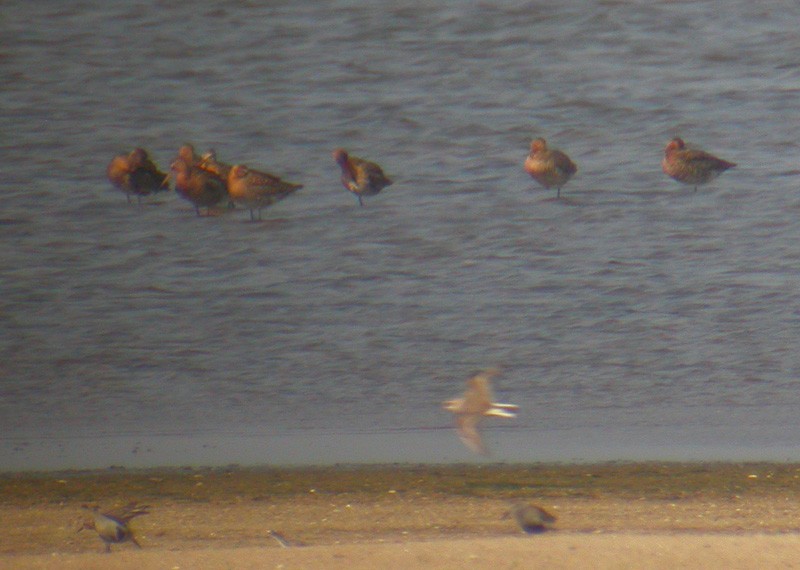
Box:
502 502 557 534
79 502 149 552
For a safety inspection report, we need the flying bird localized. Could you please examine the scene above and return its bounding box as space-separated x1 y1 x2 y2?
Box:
442 368 518 455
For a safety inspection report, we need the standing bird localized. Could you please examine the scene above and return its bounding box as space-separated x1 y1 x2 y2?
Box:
502 503 557 534
332 148 393 206
79 503 149 553
175 143 201 167
227 164 302 221
442 368 518 455
169 159 227 216
662 137 736 191
197 149 236 208
198 149 233 180
107 148 169 204
524 138 577 198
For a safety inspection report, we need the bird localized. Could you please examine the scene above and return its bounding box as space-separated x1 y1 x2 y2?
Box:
227 164 302 221
524 138 577 198
332 148 393 206
198 149 233 181
502 502 557 534
267 529 306 547
107 148 169 204
662 137 736 191
176 143 201 166
79 502 149 553
169 159 227 216
442 368 518 455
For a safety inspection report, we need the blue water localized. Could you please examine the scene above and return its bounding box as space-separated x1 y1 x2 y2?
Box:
3 0 800 470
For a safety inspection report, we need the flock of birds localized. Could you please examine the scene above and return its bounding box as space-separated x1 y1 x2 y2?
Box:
107 137 736 218
106 143 394 218
90 135 738 552
78 368 555 553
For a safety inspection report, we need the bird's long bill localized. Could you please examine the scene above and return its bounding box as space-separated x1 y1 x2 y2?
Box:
161 172 172 187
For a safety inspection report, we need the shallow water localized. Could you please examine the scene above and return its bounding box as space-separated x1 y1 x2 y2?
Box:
3 0 800 470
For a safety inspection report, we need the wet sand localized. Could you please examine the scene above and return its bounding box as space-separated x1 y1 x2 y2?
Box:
2 463 800 568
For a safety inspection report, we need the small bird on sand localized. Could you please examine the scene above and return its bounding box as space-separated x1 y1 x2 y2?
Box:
524 138 577 198
169 159 227 216
227 164 302 221
332 148 393 206
662 137 736 191
267 529 306 547
502 502 557 534
442 368 518 455
107 148 169 204
79 503 149 552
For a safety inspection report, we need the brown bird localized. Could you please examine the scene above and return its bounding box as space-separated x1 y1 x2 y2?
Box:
662 137 736 191
198 149 233 180
175 143 201 167
79 503 149 553
169 159 227 216
442 368 518 455
524 138 577 198
227 164 302 221
332 148 393 206
502 503 557 534
107 148 169 204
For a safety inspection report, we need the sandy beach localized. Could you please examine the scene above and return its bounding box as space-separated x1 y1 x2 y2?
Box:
3 463 800 569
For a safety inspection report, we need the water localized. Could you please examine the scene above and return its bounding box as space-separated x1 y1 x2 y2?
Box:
3 0 800 470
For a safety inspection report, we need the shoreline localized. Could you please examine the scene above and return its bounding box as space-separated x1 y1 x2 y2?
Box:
3 462 800 568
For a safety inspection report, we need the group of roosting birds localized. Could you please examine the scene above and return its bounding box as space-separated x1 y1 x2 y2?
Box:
106 143 394 218
107 136 735 218
522 136 735 197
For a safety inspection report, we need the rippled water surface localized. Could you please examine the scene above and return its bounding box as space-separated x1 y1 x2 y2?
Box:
3 0 800 469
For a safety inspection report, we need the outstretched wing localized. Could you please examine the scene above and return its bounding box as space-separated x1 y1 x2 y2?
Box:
456 414 487 455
